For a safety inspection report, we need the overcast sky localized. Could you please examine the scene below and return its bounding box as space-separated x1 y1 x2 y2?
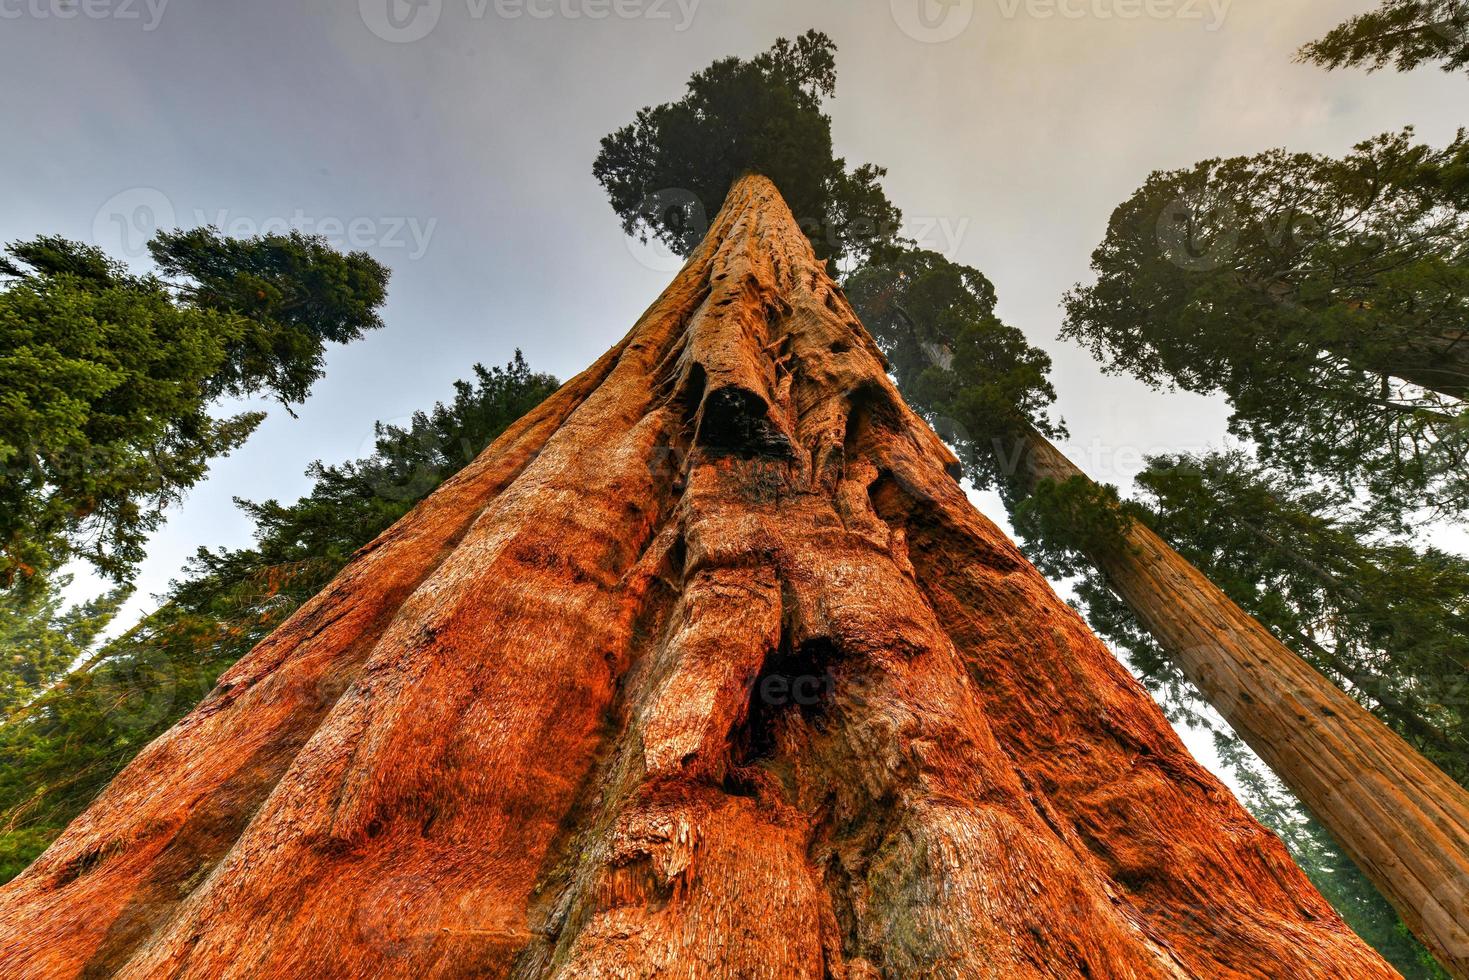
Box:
3 1 1464 773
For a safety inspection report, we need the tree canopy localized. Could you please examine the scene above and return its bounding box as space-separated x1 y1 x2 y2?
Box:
149 228 390 408
594 30 902 269
1062 129 1469 518
1300 0 1469 75
0 575 128 721
0 231 388 586
843 245 1064 490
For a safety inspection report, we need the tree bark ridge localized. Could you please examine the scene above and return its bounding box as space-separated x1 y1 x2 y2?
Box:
0 175 1398 979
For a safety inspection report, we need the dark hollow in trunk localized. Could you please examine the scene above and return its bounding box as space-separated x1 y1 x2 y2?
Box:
0 176 1400 979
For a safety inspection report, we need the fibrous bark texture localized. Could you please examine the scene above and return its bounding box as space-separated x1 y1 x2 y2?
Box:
1019 433 1469 976
0 175 1398 979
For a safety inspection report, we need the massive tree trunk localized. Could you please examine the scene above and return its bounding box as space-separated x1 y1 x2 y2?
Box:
1013 431 1469 976
0 175 1398 979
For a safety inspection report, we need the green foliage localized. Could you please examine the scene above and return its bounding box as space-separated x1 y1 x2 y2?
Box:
1300 0 1469 75
1009 476 1137 578
150 228 389 408
0 232 389 586
1063 129 1469 519
0 354 557 884
594 31 902 269
0 575 129 719
843 246 1063 488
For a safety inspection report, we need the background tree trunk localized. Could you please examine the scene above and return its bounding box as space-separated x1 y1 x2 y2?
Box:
1382 329 1469 402
1013 431 1469 976
0 175 1398 979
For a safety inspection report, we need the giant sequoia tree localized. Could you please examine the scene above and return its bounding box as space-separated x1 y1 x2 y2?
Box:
590 34 1469 970
0 174 1408 979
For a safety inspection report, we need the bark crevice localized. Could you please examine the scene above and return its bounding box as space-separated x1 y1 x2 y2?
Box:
0 174 1402 980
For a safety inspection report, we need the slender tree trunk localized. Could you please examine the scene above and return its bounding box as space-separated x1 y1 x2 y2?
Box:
0 175 1397 979
1013 430 1469 976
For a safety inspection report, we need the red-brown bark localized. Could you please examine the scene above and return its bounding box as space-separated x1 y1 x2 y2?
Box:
0 175 1397 978
1013 431 1469 976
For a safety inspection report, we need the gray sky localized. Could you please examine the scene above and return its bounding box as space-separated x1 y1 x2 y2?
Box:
3 0 1464 773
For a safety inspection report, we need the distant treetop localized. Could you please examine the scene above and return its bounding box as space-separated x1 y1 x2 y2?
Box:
593 30 903 270
1300 0 1469 75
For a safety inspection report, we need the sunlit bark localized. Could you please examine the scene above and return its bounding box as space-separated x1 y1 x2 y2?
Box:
0 176 1397 979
